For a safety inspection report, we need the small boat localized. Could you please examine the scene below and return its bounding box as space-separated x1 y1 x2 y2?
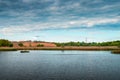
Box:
20 50 30 53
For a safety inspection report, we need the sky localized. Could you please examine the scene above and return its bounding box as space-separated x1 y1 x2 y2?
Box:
0 0 120 42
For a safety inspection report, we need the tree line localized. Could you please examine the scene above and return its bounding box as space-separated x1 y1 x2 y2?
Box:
0 39 120 47
55 41 120 47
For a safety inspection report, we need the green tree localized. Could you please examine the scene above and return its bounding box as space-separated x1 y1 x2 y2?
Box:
18 43 24 47
9 43 13 47
0 39 13 47
55 40 120 47
37 44 44 47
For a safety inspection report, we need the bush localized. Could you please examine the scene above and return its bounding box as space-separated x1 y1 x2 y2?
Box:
37 44 44 47
9 43 13 47
18 43 24 47
0 39 13 47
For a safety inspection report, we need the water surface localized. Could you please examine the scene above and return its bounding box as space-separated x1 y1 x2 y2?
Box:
0 50 120 80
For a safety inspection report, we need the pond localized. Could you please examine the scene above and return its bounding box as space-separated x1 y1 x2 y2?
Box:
0 50 120 80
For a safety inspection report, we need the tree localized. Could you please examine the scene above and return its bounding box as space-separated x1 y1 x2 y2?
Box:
0 39 13 47
18 43 24 47
37 44 44 47
9 43 13 47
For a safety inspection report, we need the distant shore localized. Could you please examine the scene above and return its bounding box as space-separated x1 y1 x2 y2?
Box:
0 46 119 51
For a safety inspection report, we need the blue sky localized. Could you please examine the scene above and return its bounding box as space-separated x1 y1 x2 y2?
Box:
0 0 120 42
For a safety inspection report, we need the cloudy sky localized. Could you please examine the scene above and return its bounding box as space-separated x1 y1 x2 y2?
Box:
0 0 120 42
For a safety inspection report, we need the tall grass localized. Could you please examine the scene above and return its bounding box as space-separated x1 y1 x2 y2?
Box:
111 50 120 54
0 48 17 51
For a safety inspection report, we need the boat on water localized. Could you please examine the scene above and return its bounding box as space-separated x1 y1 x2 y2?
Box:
20 50 30 53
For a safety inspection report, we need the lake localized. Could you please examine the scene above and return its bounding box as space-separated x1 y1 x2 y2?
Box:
0 50 120 80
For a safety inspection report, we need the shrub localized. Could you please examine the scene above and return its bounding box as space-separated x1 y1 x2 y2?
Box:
0 39 13 47
9 43 13 47
37 44 44 47
18 43 24 47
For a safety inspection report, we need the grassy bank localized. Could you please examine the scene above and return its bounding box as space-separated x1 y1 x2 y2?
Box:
111 50 120 54
15 46 119 51
0 46 119 51
0 47 17 51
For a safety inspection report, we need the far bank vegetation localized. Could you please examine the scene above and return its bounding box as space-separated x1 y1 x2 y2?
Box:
37 44 44 47
55 41 120 47
0 39 13 47
18 43 24 47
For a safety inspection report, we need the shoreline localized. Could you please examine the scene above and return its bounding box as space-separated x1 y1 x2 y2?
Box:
111 50 120 54
0 46 119 51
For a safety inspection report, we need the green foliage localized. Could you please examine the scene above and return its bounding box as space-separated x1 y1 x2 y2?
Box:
9 43 13 47
18 43 24 47
55 42 81 47
37 44 44 47
55 40 120 47
0 39 13 47
118 44 120 47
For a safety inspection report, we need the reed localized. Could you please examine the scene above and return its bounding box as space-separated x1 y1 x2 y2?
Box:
111 50 120 54
0 48 17 51
16 46 119 51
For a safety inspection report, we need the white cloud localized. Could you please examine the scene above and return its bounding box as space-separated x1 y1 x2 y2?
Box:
83 18 120 27
0 17 119 35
